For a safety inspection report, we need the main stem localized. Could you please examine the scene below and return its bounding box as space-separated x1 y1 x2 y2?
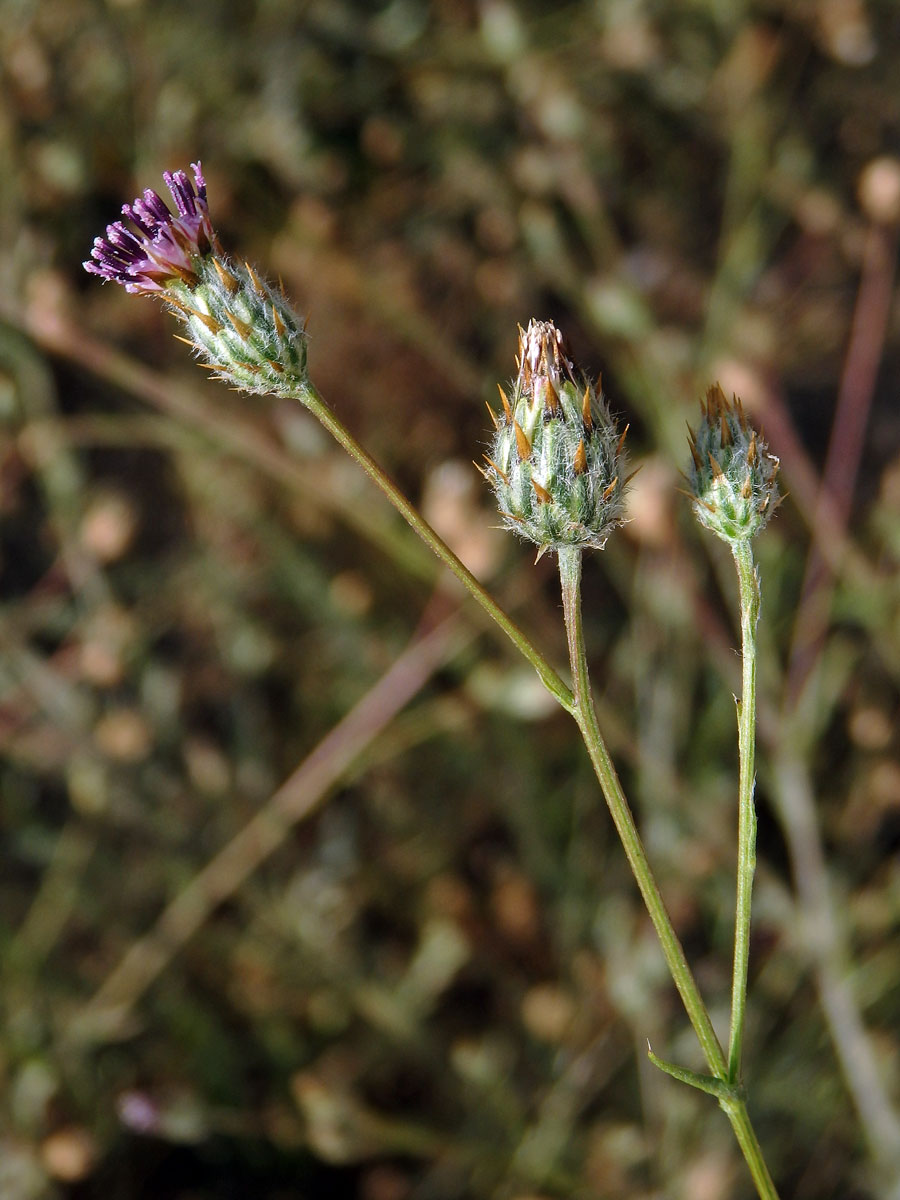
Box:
557 546 726 1073
302 386 574 713
728 539 761 1084
557 545 778 1200
293 389 777 1198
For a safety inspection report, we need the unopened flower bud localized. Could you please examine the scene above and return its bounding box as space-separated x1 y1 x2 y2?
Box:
84 164 309 400
481 320 628 555
687 384 780 543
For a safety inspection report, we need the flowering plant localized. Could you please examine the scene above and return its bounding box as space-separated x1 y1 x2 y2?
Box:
86 166 782 1199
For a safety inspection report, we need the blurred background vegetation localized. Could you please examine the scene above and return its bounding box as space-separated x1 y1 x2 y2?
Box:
1 0 900 1196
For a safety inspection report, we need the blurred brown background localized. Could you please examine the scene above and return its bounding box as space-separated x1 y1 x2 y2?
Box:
1 1 900 1197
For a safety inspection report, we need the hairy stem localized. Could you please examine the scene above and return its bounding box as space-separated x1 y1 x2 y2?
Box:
729 539 761 1084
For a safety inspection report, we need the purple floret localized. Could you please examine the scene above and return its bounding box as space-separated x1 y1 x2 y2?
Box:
84 163 217 294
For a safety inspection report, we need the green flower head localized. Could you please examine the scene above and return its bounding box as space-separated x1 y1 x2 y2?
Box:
687 384 780 544
482 320 628 557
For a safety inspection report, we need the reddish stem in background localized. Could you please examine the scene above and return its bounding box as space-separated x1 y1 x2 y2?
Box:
785 218 899 705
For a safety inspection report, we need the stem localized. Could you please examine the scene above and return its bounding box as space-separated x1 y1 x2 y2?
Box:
294 387 779 1197
720 1096 780 1200
728 539 761 1084
301 385 574 713
558 545 779 1200
557 546 726 1075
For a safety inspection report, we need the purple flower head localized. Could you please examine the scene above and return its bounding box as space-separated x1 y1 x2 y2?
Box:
83 163 311 400
84 163 218 294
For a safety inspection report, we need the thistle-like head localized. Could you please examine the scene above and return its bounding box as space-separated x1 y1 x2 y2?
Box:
84 163 308 400
84 164 218 295
481 320 628 556
687 384 780 543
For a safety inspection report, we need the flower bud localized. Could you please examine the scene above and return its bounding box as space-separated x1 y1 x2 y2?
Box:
84 164 309 401
687 384 780 543
482 320 628 555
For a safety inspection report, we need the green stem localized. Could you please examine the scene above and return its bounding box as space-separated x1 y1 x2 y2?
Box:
720 1097 779 1200
294 387 778 1198
557 545 726 1074
728 539 761 1084
557 545 779 1200
301 386 574 713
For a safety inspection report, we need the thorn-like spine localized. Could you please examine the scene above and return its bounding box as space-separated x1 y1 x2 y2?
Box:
600 476 619 502
188 309 223 335
483 454 509 484
735 394 748 430
542 379 560 415
170 264 200 287
225 310 254 341
212 258 239 294
245 261 266 297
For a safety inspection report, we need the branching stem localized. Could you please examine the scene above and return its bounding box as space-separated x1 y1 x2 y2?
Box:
557 546 726 1072
557 544 778 1200
292 389 778 1200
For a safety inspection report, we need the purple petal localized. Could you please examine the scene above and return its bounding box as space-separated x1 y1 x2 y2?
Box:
84 164 217 293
